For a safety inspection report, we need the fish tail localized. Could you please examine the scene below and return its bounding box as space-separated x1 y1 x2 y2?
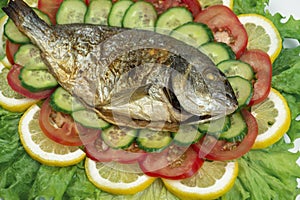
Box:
2 0 52 42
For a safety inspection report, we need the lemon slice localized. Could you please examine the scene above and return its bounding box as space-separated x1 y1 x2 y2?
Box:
198 0 234 9
0 63 39 112
18 104 86 166
24 0 39 7
251 88 291 149
238 14 282 63
85 158 156 195
163 161 238 200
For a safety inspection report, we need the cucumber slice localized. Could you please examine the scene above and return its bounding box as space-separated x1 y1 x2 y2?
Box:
101 125 137 149
108 0 133 27
228 76 253 108
72 109 111 130
217 59 254 80
198 116 231 134
84 0 112 25
14 44 48 69
137 129 172 152
198 42 236 64
155 7 193 35
220 111 247 142
170 22 214 47
19 68 58 92
56 0 87 24
172 125 204 146
122 1 157 29
50 87 85 114
4 8 51 44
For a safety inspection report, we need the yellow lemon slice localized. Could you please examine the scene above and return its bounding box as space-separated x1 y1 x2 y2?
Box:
85 158 156 195
0 63 39 112
251 88 291 149
198 0 234 9
18 104 86 166
24 0 39 7
238 13 282 63
163 161 239 200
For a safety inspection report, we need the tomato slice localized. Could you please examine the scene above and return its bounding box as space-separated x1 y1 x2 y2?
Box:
39 98 99 146
195 5 248 58
5 40 20 65
139 145 204 180
85 135 146 164
7 64 55 99
239 49 272 106
38 0 64 24
139 0 201 17
192 109 258 161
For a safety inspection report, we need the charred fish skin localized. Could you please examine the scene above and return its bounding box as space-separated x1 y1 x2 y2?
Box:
3 0 238 131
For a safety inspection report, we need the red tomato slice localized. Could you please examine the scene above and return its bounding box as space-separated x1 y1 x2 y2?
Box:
195 5 248 58
139 145 204 180
85 135 146 164
192 109 258 161
137 0 201 17
38 0 64 24
5 40 20 65
239 49 272 106
39 98 99 146
7 64 55 100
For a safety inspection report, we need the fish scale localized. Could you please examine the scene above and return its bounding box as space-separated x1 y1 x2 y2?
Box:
3 0 238 131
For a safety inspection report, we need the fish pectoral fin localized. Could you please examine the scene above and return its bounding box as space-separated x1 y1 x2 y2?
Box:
162 87 182 112
129 84 152 102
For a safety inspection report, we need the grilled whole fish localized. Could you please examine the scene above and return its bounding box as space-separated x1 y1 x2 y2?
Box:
3 0 238 131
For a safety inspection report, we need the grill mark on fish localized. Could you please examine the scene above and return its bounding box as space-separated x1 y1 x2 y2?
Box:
3 0 238 131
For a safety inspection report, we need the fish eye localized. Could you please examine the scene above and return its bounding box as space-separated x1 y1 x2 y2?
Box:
206 72 216 81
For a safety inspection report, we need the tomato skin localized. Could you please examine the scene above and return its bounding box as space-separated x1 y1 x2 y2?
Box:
192 109 258 161
38 0 64 24
5 40 20 65
135 0 201 17
7 64 55 99
139 146 204 180
85 135 146 164
240 49 272 106
39 98 99 146
195 5 248 58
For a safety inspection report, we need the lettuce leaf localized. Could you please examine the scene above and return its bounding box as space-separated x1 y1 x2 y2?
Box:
282 93 300 141
233 0 300 43
272 62 300 95
221 139 300 200
233 0 269 15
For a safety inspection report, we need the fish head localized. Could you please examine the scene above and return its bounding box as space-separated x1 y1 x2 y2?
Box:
170 57 238 120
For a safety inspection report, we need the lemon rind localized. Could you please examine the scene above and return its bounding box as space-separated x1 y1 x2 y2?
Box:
19 104 86 166
163 161 238 199
85 158 156 195
252 88 291 149
238 13 282 62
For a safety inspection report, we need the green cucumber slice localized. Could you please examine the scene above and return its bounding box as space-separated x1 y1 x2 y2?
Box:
170 22 214 47
155 7 193 35
50 87 85 114
72 109 111 130
198 42 236 64
137 129 172 152
101 125 137 149
56 0 87 24
19 68 58 92
108 0 133 27
85 0 112 25
217 59 254 80
122 1 157 29
228 76 253 108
